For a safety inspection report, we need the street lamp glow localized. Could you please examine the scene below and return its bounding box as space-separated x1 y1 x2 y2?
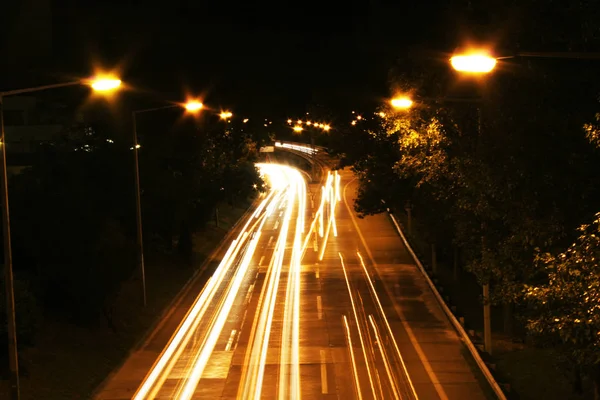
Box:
220 111 233 119
391 97 413 110
450 53 497 73
293 126 303 132
323 125 331 131
184 101 203 112
287 119 292 124
243 118 249 123
90 77 122 92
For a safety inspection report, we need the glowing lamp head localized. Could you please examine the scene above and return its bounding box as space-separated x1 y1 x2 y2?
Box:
450 52 497 73
90 77 122 92
220 111 233 119
293 126 303 132
184 101 203 112
391 97 413 110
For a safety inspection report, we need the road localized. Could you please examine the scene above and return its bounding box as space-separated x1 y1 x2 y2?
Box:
95 152 494 399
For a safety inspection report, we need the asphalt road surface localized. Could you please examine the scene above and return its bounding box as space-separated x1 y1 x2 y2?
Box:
95 153 494 399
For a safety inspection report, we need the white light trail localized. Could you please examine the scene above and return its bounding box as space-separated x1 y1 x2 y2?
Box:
357 251 419 399
339 252 378 399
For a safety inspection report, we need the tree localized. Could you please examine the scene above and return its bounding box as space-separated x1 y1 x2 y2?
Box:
525 214 600 399
8 129 137 327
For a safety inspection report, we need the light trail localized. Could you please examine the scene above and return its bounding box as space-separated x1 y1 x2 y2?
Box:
369 315 401 400
239 164 306 399
357 251 419 400
133 161 337 399
177 231 262 400
133 164 290 399
279 168 304 400
339 252 378 399
274 141 318 155
343 315 363 400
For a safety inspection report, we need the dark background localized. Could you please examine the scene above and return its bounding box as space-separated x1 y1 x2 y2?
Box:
2 0 459 116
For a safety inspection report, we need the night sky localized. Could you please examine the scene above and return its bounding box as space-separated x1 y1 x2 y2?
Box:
4 0 537 120
36 0 455 116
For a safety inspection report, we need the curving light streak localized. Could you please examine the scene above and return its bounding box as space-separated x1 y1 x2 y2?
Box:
279 168 304 400
357 251 419 399
134 161 335 399
368 315 401 400
177 232 262 399
343 315 363 400
339 252 378 399
274 141 318 155
239 164 305 399
134 169 283 399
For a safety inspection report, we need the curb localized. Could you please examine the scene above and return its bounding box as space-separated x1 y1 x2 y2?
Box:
91 198 259 398
387 211 508 400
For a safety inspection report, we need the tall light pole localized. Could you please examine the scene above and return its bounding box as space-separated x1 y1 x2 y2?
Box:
132 100 203 307
450 49 496 355
0 76 121 400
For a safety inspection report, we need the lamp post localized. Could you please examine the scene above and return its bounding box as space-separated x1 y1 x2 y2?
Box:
449 47 600 354
132 100 203 307
0 76 121 400
449 49 496 356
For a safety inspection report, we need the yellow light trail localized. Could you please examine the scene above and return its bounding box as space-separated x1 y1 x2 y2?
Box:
368 315 401 400
178 231 263 399
133 159 336 399
339 252 378 399
343 315 363 400
357 251 419 399
239 164 305 399
134 168 284 399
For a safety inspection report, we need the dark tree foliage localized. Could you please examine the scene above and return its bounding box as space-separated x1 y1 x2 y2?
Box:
0 110 262 340
330 0 600 393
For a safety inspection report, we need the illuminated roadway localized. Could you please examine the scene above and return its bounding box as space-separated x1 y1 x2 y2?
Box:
95 149 494 399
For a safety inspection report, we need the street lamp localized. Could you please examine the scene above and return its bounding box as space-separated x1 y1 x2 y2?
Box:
449 49 496 356
0 75 122 400
450 52 497 73
391 96 413 110
184 100 203 112
132 100 203 307
219 111 233 120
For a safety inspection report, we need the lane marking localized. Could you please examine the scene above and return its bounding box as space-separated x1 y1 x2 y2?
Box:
320 349 328 394
316 266 320 279
245 284 255 304
317 295 322 320
268 236 274 246
225 329 237 351
274 220 279 230
343 178 447 400
258 255 265 266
